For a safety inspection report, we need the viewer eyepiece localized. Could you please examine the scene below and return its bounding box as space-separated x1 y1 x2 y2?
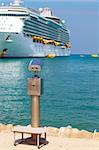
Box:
28 59 43 73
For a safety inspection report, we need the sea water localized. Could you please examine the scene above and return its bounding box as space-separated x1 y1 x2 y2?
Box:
0 55 99 132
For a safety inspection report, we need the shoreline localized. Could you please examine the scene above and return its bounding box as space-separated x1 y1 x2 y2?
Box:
0 124 99 150
0 123 99 140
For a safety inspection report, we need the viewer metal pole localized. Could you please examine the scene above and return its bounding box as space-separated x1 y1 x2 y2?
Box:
31 95 40 127
28 60 43 128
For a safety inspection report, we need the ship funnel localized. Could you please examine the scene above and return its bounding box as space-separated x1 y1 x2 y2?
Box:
13 0 22 6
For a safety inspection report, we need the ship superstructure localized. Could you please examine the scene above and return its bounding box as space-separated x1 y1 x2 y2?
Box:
0 0 71 57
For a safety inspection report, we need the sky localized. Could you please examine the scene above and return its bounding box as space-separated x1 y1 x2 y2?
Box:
0 0 98 54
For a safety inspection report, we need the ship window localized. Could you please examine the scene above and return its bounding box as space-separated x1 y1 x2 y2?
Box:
0 14 28 16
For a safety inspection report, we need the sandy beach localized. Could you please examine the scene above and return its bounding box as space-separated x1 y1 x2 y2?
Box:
0 124 99 150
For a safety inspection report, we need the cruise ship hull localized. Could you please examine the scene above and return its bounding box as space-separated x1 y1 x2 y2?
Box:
0 33 70 58
0 4 71 58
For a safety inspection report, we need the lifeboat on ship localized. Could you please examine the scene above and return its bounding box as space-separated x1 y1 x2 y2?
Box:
32 36 43 43
43 39 50 44
54 41 60 46
65 42 71 48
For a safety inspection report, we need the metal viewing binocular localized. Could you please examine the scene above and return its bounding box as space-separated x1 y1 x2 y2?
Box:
28 59 43 73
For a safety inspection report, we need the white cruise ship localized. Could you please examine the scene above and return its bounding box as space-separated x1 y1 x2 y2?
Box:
0 0 71 58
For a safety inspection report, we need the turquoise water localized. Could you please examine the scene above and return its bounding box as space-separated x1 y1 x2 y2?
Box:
0 55 99 132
